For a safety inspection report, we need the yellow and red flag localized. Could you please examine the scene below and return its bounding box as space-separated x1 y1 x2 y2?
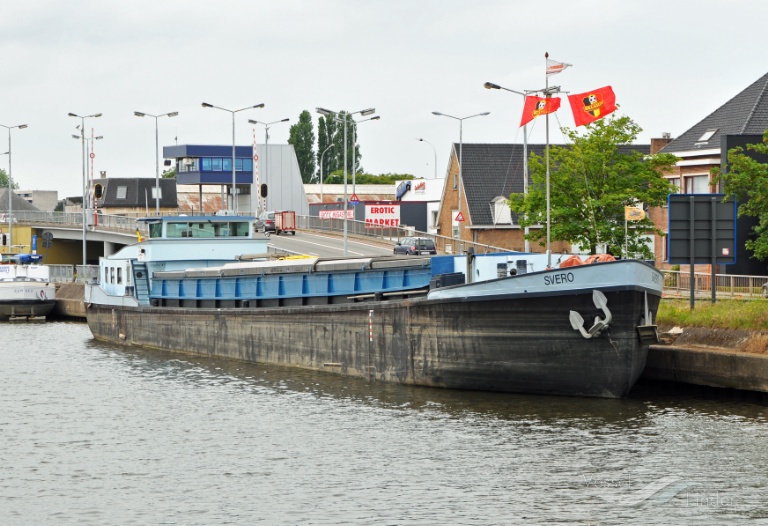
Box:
568 86 617 127
520 96 561 127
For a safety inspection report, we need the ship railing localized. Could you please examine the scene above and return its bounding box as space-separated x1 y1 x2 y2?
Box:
75 265 100 284
48 264 76 283
662 270 768 299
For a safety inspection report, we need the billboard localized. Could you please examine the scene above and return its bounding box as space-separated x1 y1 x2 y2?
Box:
365 204 401 228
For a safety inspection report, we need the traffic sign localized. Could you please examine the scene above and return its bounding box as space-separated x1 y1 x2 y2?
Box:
350 193 360 206
455 211 465 222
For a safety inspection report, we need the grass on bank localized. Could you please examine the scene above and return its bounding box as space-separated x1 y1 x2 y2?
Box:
657 298 768 330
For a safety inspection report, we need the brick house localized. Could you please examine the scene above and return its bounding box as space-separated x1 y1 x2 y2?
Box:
653 71 768 275
436 143 649 254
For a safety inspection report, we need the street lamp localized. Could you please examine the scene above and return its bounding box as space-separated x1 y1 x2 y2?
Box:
0 123 27 254
416 137 437 180
134 111 179 216
202 102 265 214
315 106 375 255
318 143 334 205
248 118 289 214
68 112 101 266
484 81 534 252
73 133 104 222
351 115 380 198
431 111 490 241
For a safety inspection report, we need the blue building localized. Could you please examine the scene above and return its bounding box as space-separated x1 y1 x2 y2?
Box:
164 144 309 216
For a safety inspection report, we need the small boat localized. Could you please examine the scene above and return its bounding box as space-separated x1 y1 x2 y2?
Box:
0 253 57 321
85 214 663 398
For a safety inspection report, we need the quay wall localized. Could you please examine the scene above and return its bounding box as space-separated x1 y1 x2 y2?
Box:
53 282 86 319
643 327 768 392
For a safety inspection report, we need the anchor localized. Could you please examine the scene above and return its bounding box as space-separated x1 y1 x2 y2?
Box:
569 289 612 339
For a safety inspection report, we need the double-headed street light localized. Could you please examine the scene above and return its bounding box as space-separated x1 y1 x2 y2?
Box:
416 137 437 180
315 107 375 255
431 111 490 241
0 123 27 254
68 112 102 266
134 111 179 216
484 81 533 252
248 118 289 214
202 102 265 215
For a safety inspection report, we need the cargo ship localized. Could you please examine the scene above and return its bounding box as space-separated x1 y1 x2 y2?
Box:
84 215 663 398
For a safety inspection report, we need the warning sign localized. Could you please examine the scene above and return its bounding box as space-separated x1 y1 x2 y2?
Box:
455 211 465 222
350 193 360 205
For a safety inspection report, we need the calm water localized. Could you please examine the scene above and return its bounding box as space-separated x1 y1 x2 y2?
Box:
2 322 768 525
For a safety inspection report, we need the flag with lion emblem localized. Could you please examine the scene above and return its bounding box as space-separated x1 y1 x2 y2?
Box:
568 86 617 126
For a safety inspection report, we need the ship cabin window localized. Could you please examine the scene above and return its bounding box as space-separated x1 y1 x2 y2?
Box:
110 267 115 284
231 221 250 236
166 222 189 238
117 267 122 284
149 222 163 238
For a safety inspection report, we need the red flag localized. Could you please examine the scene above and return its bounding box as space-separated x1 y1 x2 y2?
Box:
520 96 561 127
568 86 617 127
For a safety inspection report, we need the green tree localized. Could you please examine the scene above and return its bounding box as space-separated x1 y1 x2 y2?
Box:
508 115 677 257
288 110 316 183
714 129 768 260
0 169 19 190
317 115 338 182
161 167 176 179
317 111 364 181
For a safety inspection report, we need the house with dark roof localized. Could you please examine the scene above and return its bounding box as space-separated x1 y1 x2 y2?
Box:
653 71 768 274
93 177 178 215
436 143 649 253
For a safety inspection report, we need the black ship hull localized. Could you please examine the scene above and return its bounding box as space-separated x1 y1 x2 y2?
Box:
86 281 659 398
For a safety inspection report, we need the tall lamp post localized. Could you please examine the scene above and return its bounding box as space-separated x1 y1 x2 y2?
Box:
318 143 334 205
431 111 490 241
247 118 289 213
315 107 375 255
484 81 534 252
72 133 104 220
68 112 102 266
202 102 264 214
416 137 437 179
0 123 27 253
134 110 179 216
351 115 380 198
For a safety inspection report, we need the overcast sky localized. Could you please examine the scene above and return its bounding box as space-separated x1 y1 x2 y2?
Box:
2 0 767 199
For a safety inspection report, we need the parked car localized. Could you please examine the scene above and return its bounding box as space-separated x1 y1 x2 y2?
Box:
0 213 17 223
394 237 437 255
255 211 276 233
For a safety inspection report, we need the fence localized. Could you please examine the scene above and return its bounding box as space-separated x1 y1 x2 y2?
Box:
296 215 510 256
663 270 767 300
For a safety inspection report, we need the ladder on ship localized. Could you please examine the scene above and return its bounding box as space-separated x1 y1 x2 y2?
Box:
132 261 151 304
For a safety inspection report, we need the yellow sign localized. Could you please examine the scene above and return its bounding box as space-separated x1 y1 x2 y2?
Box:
624 206 646 221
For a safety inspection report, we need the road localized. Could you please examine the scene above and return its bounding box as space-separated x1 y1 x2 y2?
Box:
265 231 395 258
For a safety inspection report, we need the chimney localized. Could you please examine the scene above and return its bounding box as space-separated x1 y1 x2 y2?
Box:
651 133 673 154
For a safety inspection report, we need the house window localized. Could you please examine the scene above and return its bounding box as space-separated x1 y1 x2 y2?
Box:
684 175 709 193
116 186 128 199
243 159 253 171
212 158 222 171
667 177 680 193
223 158 232 171
202 158 212 171
235 159 243 171
491 196 511 225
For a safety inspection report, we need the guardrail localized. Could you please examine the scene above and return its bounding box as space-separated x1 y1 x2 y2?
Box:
296 215 510 255
663 270 767 300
